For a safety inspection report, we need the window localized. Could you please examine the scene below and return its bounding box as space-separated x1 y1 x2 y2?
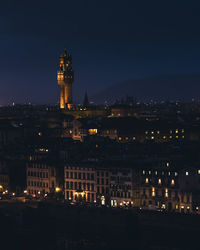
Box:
152 187 155 197
186 171 189 176
165 188 168 198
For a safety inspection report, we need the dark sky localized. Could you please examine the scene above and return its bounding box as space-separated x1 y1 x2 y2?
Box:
1 0 200 105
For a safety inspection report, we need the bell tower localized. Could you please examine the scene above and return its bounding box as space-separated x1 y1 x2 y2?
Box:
57 50 74 109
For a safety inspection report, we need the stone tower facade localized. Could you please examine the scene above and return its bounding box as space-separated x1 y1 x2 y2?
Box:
57 50 74 109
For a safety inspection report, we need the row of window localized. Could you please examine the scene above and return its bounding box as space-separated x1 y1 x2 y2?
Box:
27 181 48 188
111 184 132 190
97 186 109 194
27 171 49 178
28 163 48 169
142 170 178 176
97 171 109 177
66 181 95 191
97 178 109 185
66 191 95 201
145 178 175 185
65 172 95 180
111 191 131 198
65 166 94 171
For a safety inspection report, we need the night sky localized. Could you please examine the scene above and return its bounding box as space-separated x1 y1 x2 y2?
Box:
1 0 200 105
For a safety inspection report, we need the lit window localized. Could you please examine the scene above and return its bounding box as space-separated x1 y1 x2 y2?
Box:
163 136 166 139
166 162 169 167
145 131 148 134
133 137 136 140
38 132 42 136
176 135 178 139
161 204 166 209
152 187 155 196
175 172 178 176
171 179 175 185
157 131 160 134
158 179 162 184
118 137 122 141
169 135 172 139
142 170 145 175
175 204 179 210
145 178 149 184
168 172 171 176
151 131 154 134
170 130 172 134
155 171 158 175
151 136 154 140
198 170 200 175
149 171 151 175
88 129 97 135
186 171 189 176
125 137 129 140
182 129 184 133
165 188 168 198
182 135 184 139
175 129 178 134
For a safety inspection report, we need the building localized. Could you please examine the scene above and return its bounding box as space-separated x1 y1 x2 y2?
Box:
26 160 57 196
64 163 96 202
57 50 74 110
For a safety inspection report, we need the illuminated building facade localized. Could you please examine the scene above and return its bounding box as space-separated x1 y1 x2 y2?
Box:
57 50 74 110
63 160 200 213
64 164 96 202
26 161 57 196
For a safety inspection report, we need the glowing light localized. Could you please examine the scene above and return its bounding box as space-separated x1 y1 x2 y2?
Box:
165 188 168 198
55 187 61 192
88 129 97 135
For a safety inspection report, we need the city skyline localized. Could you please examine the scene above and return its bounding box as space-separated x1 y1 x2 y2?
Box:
1 1 200 105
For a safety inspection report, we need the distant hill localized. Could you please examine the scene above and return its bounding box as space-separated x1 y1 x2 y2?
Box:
92 74 200 104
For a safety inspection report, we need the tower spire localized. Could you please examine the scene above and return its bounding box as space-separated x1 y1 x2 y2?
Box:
83 91 89 108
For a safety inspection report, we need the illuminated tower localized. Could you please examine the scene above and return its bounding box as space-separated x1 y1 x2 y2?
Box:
57 50 74 109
